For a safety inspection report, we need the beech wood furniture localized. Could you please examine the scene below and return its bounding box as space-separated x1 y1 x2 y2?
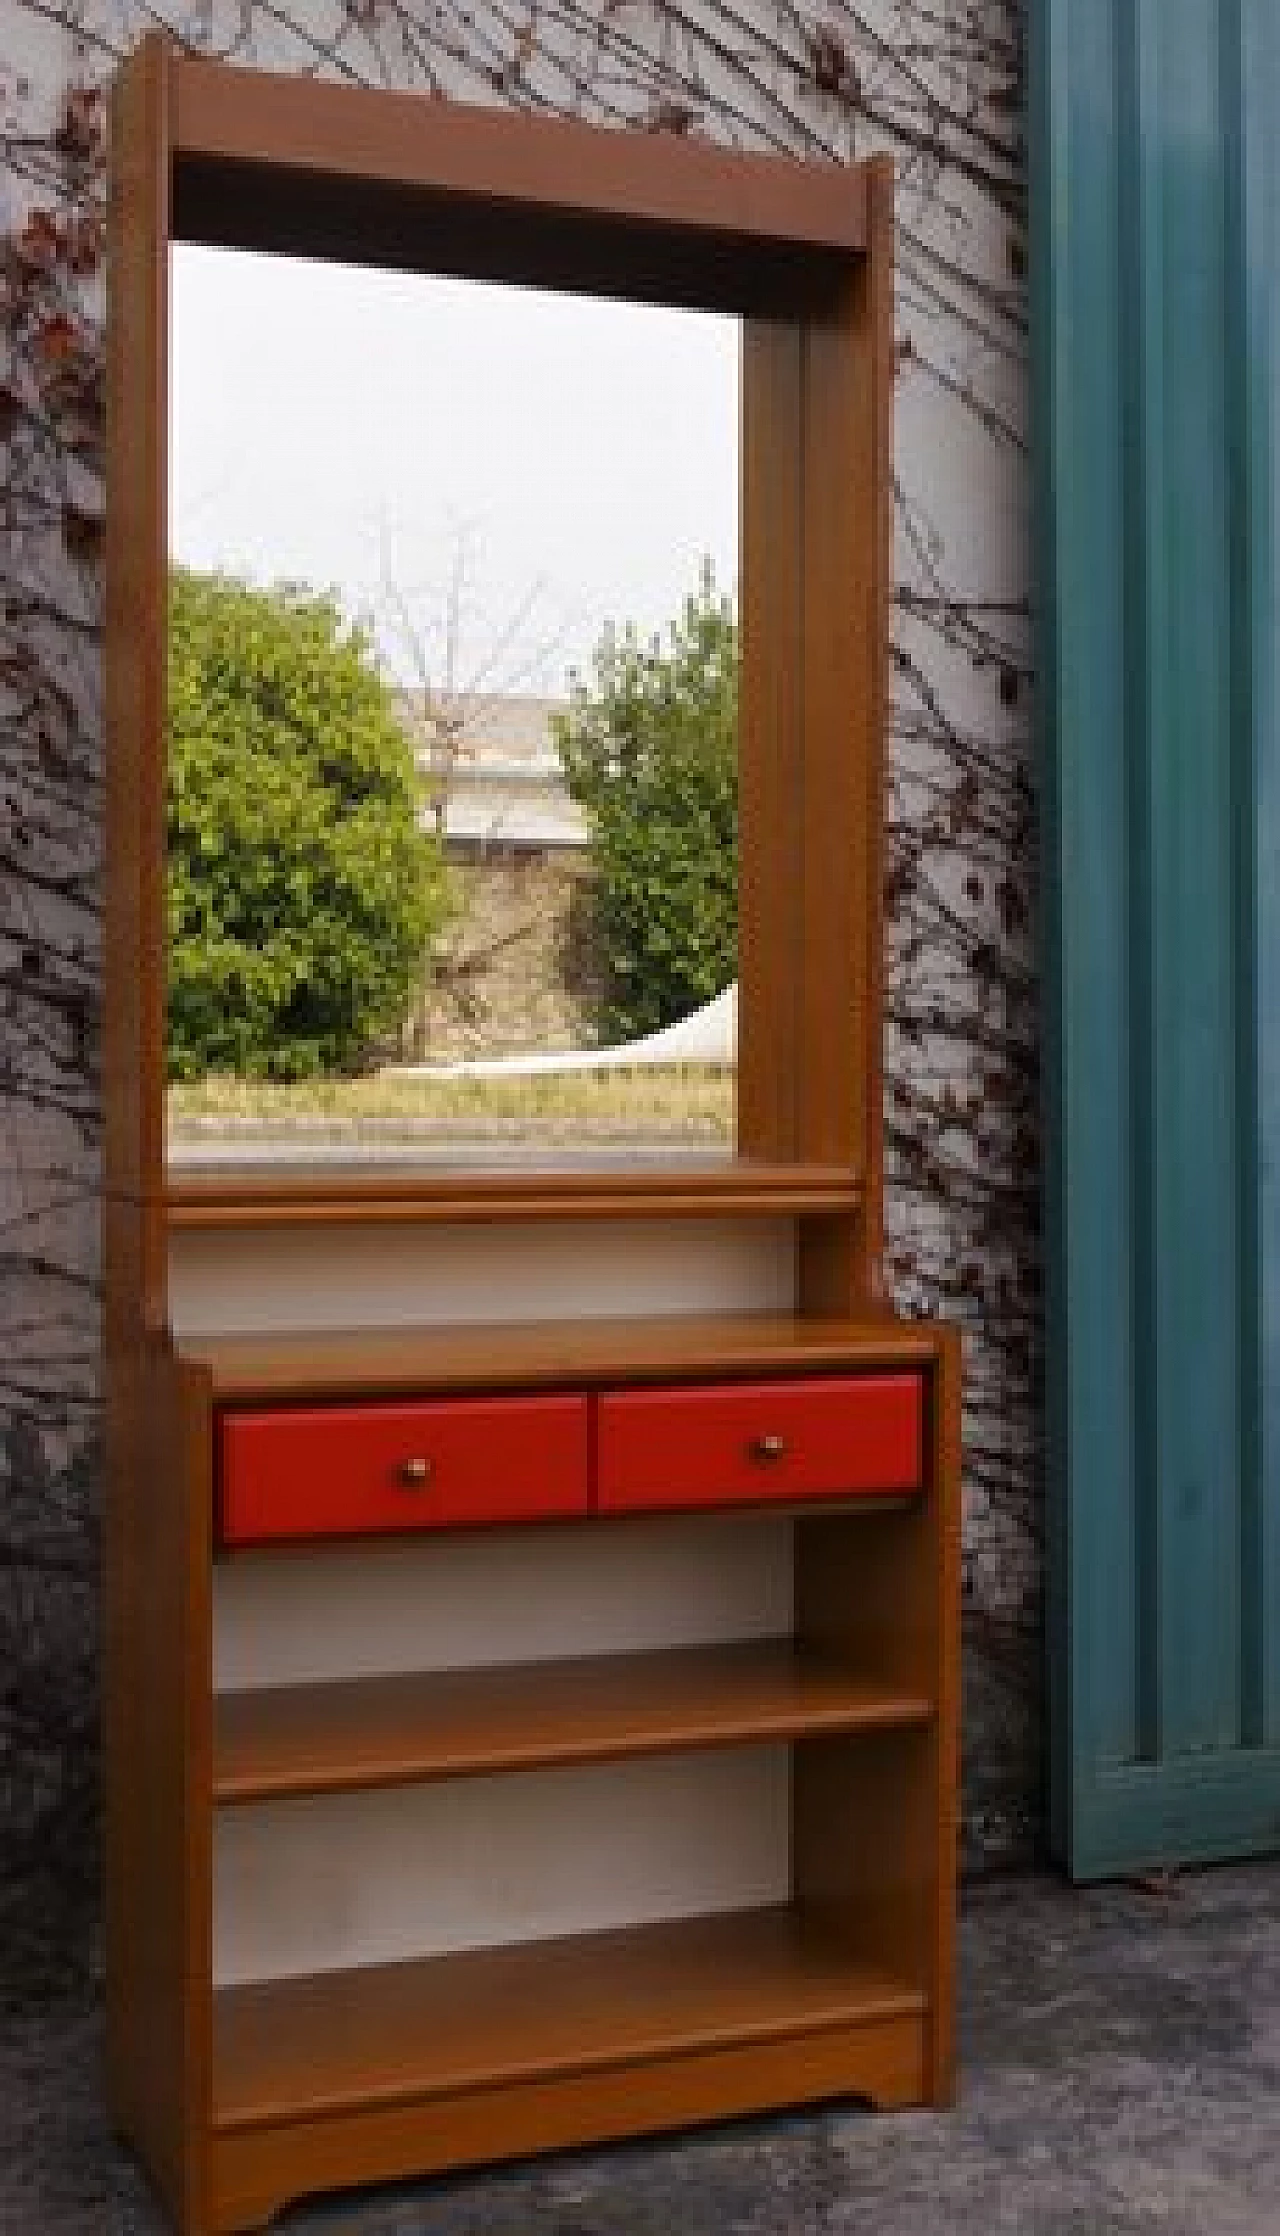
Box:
105 36 960 2235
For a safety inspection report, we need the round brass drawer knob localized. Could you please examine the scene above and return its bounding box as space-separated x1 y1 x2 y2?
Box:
397 1456 433 1488
749 1433 787 1465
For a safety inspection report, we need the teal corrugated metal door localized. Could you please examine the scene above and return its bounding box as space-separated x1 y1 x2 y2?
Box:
1032 0 1280 1876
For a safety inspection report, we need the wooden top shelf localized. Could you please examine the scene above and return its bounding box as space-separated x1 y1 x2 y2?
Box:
177 1312 942 1404
213 1643 934 1805
168 46 869 316
213 1906 924 2133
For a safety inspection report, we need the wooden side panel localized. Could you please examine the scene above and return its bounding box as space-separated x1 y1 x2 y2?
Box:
105 30 168 1277
106 54 208 2210
798 157 894 1314
105 37 191 2223
739 320 804 1163
793 1332 960 2102
106 1339 214 2232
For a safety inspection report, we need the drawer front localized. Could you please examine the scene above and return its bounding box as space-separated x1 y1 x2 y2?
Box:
219 1395 590 1546
596 1375 923 1515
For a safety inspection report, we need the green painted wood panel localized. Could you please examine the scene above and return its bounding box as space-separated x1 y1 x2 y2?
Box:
1032 0 1280 1875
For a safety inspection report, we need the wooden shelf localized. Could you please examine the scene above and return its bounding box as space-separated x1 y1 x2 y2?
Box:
213 1643 934 1804
213 1906 925 2133
165 1158 862 1230
182 1311 939 1405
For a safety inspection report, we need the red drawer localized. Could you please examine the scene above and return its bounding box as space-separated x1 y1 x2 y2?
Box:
218 1395 589 1546
595 1375 923 1515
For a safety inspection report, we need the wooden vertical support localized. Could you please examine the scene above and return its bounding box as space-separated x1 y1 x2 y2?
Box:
738 320 804 1163
107 35 208 2232
104 22 167 2126
104 27 169 1273
125 1350 215 2232
793 1328 960 2106
797 155 893 1314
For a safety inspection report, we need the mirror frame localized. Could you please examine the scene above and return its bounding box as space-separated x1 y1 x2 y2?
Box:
106 34 892 1321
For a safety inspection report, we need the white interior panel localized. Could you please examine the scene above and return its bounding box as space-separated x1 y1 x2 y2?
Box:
214 1747 791 1986
169 1216 795 1339
214 1514 793 1691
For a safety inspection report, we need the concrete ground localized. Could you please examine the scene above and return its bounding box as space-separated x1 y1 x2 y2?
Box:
2 1863 1278 2235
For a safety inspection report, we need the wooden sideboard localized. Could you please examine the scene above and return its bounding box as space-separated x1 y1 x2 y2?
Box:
117 1313 959 2233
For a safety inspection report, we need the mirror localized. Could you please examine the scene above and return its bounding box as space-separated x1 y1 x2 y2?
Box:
166 244 740 1176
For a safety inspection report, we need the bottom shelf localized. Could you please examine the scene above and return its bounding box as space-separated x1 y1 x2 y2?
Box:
210 1905 931 2226
213 1905 925 2133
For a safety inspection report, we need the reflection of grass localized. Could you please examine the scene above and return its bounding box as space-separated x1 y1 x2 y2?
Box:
167 1066 735 1145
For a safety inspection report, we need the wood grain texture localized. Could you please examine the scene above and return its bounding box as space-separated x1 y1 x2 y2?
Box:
183 1312 943 1403
213 1644 934 1803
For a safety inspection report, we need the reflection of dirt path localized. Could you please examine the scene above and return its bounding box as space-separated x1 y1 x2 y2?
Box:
165 1068 735 1158
167 1133 735 1165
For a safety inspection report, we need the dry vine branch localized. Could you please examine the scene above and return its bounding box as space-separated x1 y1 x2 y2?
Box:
0 0 1038 1914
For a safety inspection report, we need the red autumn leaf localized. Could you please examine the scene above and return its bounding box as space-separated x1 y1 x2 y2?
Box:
55 84 105 161
18 209 62 271
66 212 104 276
36 315 78 366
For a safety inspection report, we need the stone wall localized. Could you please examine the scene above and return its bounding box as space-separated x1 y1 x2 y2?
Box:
404 852 603 1064
0 0 1036 1989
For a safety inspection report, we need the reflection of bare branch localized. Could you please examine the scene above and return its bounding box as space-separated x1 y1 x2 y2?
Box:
376 524 571 845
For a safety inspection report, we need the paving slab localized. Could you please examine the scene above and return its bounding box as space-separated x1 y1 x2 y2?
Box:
2 1864 1277 2235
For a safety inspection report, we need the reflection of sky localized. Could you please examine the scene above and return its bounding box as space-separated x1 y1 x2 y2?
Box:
170 246 740 696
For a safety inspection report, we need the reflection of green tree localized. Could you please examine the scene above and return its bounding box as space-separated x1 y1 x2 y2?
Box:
166 569 449 1082
554 565 737 1044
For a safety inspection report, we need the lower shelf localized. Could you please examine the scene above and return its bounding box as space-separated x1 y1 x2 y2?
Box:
213 1905 925 2133
211 1903 930 2228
